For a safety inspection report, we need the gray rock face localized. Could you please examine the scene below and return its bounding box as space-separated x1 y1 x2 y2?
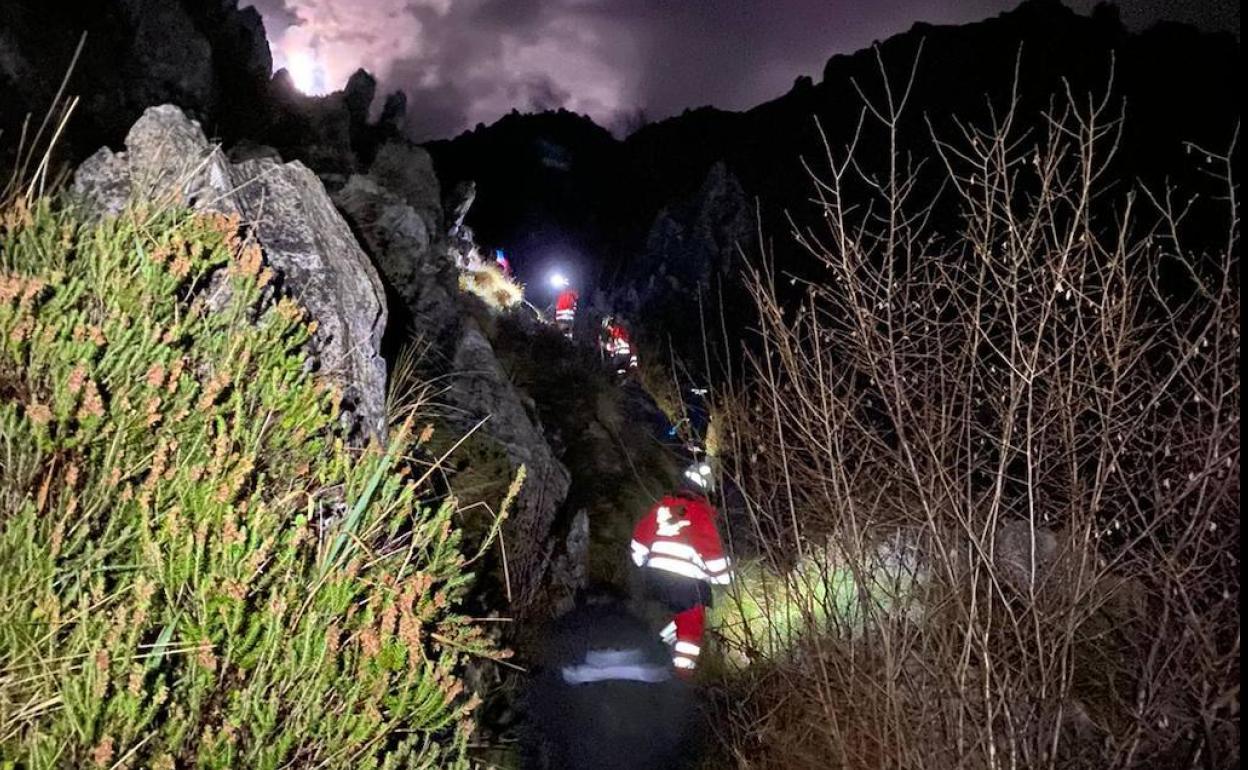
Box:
337 162 572 609
334 174 460 343
72 105 388 441
446 180 476 237
231 159 388 437
444 179 482 270
368 142 442 237
73 105 238 219
0 0 275 175
451 320 572 607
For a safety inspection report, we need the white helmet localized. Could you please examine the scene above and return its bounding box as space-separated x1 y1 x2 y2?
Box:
683 460 715 493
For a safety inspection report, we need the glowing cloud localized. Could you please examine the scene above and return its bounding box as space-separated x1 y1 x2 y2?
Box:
283 48 327 94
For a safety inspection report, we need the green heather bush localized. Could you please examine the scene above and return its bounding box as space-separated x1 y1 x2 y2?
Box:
0 200 499 768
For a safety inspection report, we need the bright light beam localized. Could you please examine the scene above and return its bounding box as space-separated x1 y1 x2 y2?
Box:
286 49 324 94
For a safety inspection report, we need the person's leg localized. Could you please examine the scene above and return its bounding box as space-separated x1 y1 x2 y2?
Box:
671 604 706 674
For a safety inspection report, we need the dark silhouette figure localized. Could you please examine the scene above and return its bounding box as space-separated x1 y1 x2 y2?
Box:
520 588 701 769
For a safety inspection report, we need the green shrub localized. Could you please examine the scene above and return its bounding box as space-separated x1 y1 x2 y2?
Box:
0 200 499 768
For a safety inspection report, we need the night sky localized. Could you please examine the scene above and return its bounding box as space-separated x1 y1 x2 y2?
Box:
243 0 1240 141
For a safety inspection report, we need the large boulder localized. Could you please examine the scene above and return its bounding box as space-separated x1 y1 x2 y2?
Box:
72 105 388 441
367 141 443 237
334 174 460 343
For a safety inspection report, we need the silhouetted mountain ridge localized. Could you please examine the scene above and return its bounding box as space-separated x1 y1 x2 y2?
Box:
424 0 1238 370
427 0 1237 279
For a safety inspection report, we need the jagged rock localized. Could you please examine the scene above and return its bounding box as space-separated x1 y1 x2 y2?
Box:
265 81 358 181
334 174 460 342
72 105 388 441
0 0 269 175
367 141 443 237
72 105 237 218
338 161 571 610
124 0 216 116
446 180 477 236
343 69 378 128
449 319 572 607
378 91 408 134
227 140 282 163
444 180 483 270
202 1 272 85
232 158 388 436
643 161 751 289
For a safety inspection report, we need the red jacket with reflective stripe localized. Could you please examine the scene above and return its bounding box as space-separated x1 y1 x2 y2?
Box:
555 290 579 311
630 493 729 584
605 324 632 354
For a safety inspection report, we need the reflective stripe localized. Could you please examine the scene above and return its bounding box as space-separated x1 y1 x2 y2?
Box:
674 641 701 656
649 539 699 560
562 649 673 684
684 469 710 489
659 621 677 643
646 556 709 581
704 557 729 572
655 506 691 537
630 540 650 567
710 572 732 585
673 656 696 670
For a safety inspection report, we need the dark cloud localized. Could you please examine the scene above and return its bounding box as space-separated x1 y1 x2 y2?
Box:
245 0 1239 141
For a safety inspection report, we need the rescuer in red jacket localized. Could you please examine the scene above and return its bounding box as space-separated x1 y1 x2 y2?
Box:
630 460 730 674
554 288 579 339
600 315 639 375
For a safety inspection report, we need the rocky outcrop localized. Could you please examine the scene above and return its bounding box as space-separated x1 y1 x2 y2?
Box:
368 142 443 234
444 180 484 270
72 105 388 440
642 161 751 293
334 173 460 343
450 320 572 606
335 147 572 608
1 0 247 172
0 0 413 192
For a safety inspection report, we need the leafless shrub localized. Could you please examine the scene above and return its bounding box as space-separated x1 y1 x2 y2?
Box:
710 49 1239 770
